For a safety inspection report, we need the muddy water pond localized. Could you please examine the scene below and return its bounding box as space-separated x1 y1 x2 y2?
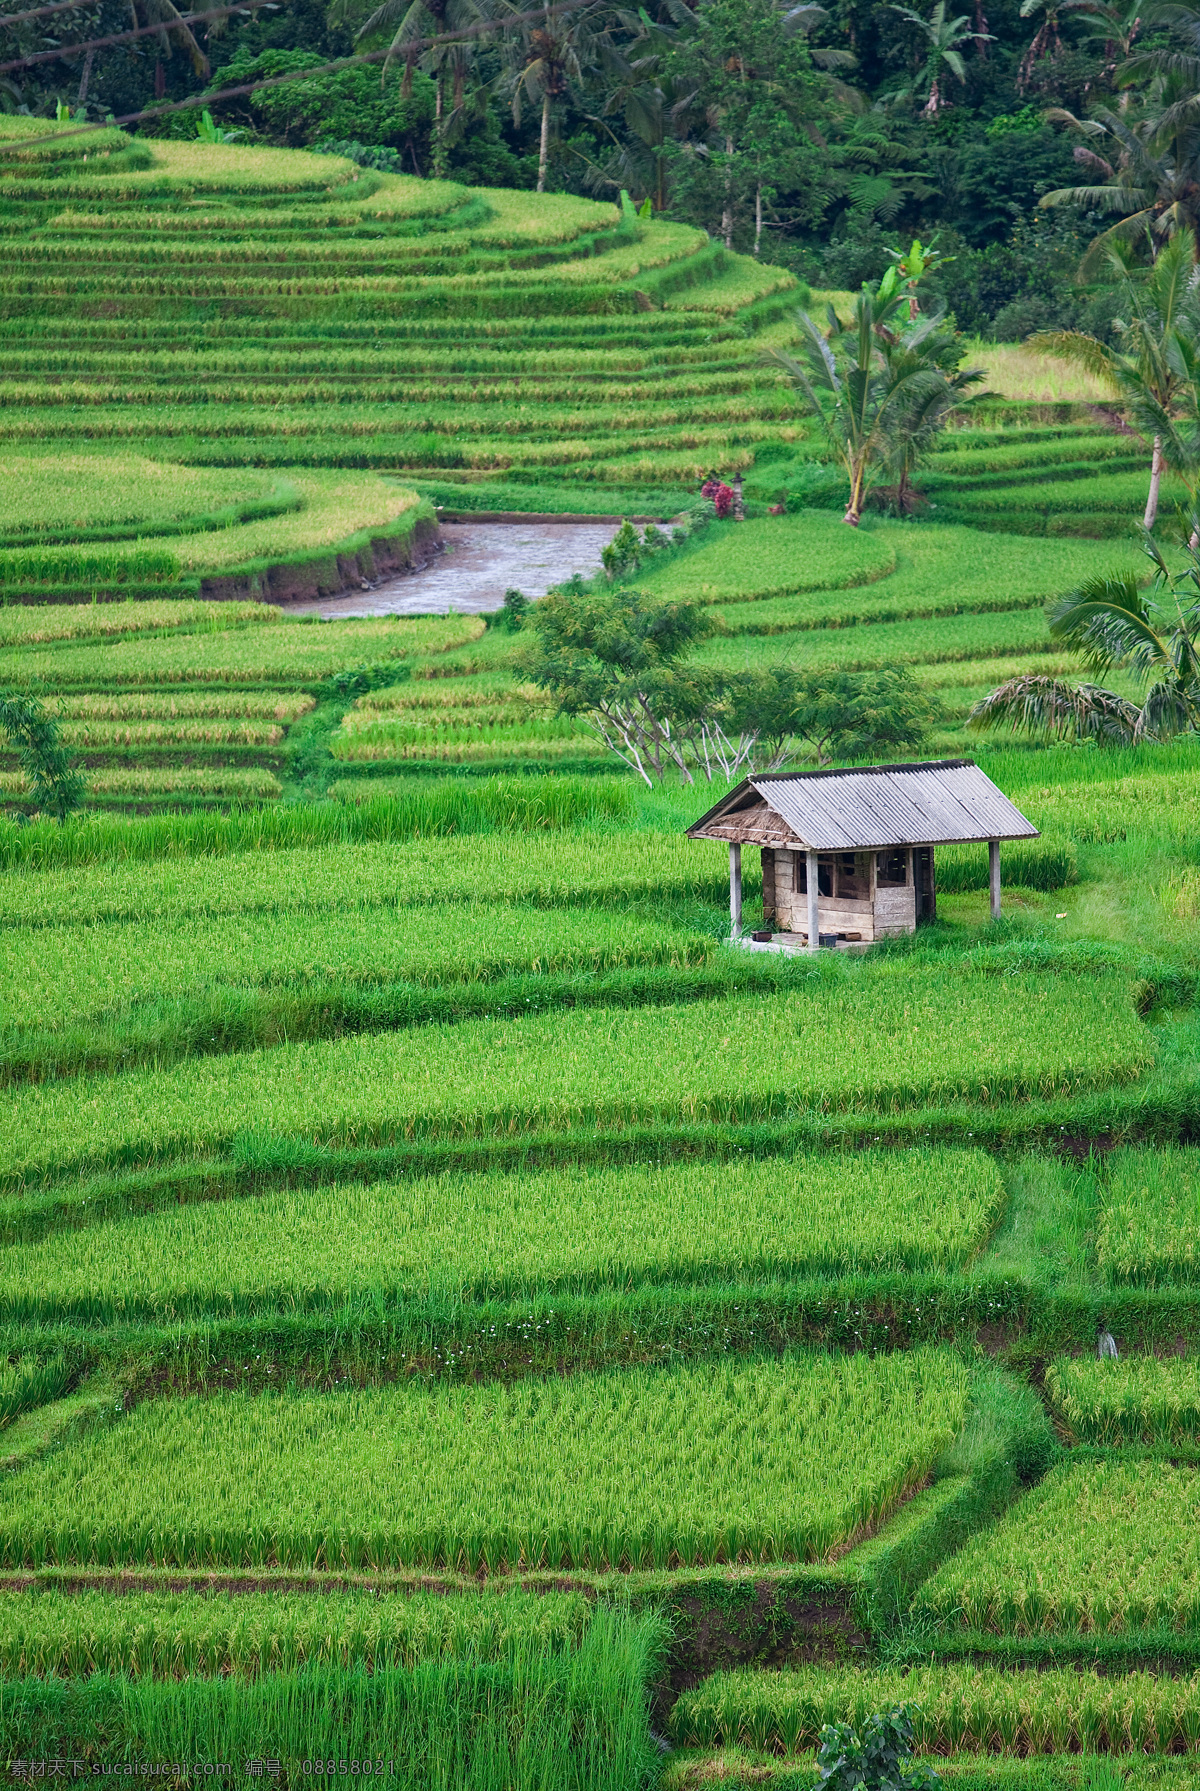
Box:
284 519 621 620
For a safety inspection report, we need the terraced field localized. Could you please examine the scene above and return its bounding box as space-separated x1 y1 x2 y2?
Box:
4 111 1200 1791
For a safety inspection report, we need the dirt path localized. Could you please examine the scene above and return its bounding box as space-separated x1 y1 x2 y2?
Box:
283 520 621 619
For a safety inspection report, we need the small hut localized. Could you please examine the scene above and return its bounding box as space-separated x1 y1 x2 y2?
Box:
686 758 1039 951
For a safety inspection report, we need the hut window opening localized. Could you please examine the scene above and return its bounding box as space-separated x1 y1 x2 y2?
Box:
876 849 908 887
791 856 835 896
836 852 869 899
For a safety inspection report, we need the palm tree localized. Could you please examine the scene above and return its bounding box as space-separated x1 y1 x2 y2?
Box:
497 0 607 193
1029 233 1200 528
888 1 991 113
882 316 986 509
1040 74 1200 264
1015 0 1095 90
771 271 981 524
969 540 1200 743
352 0 481 179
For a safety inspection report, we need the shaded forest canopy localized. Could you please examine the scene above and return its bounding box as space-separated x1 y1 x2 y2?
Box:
0 0 1159 337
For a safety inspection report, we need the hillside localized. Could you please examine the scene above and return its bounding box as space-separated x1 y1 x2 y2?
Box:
2 115 1200 1791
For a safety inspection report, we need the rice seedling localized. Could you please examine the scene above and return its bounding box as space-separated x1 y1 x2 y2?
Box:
0 601 280 649
0 971 1148 1181
0 767 283 800
0 826 711 926
0 613 483 688
329 717 585 762
0 1585 592 1677
0 1148 1003 1322
701 526 1141 635
632 513 898 604
48 692 315 721
0 903 713 1031
1046 1355 1200 1445
669 1662 1200 1754
912 1458 1200 1633
694 604 1055 672
0 1349 970 1570
0 454 290 541
54 720 286 747
959 341 1115 403
1096 1145 1200 1284
1010 775 1200 845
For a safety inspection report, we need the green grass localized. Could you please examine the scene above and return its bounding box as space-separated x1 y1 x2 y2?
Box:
639 518 1139 633
632 511 897 602
0 1148 1004 1322
0 1349 970 1570
912 1457 1200 1634
703 525 1142 636
0 777 637 874
695 604 1056 670
0 1605 665 1787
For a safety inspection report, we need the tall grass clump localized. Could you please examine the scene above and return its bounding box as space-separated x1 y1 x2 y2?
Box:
0 1606 666 1787
0 777 636 873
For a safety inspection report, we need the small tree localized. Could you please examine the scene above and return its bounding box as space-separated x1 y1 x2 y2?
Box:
780 667 941 765
517 587 717 785
0 691 85 824
816 1705 941 1791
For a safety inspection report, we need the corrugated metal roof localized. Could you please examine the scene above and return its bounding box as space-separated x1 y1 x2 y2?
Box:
687 759 1039 850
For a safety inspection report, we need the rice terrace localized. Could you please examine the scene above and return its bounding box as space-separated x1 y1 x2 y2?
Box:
8 0 1200 1781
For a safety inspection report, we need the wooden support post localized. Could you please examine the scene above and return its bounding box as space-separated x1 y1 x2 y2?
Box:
989 838 1001 921
729 841 742 939
807 849 820 952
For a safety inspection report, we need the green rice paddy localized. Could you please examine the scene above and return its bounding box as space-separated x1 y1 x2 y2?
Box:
0 114 1197 1785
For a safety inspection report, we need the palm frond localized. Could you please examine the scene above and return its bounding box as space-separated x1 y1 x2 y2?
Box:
967 675 1141 741
1048 574 1172 675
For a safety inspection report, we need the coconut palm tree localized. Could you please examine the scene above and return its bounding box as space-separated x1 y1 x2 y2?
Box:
352 0 482 179
1029 233 1200 528
888 0 991 113
1015 0 1096 89
969 540 1200 743
496 0 608 193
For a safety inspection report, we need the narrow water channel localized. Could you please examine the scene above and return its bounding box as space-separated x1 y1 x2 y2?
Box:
284 519 621 619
